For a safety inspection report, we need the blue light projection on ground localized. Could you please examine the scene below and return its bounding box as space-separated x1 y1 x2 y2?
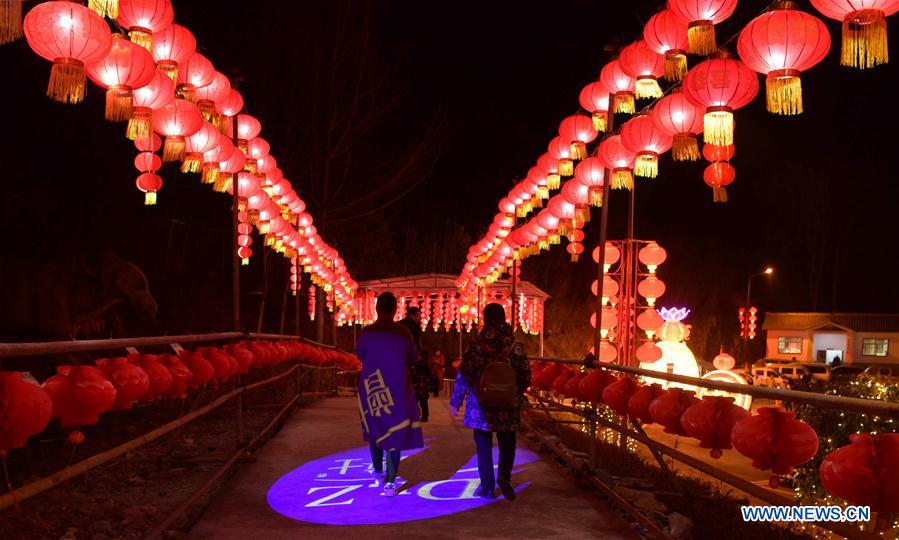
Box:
266 442 538 525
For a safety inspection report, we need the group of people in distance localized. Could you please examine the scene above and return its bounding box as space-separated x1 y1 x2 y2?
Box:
355 292 531 499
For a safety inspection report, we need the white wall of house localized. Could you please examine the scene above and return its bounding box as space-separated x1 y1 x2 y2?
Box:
853 332 899 365
812 332 849 364
765 330 812 362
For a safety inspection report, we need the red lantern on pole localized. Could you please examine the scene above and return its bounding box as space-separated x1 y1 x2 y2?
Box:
667 0 738 55
820 433 899 513
731 407 819 480
536 153 562 190
683 53 760 146
644 9 690 81
176 51 215 102
680 395 750 458
618 40 666 99
24 1 112 104
151 23 195 81
703 161 736 203
558 114 598 160
621 114 673 178
651 91 705 161
598 135 636 190
810 0 899 68
201 136 234 184
115 0 174 51
600 60 636 114
86 33 156 121
153 99 203 161
0 373 53 458
128 68 174 141
738 3 831 115
136 172 163 205
578 81 611 132
227 113 263 153
216 88 244 120
548 136 574 177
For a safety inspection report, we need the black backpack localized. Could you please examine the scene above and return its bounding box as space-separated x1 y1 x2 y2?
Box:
476 353 518 410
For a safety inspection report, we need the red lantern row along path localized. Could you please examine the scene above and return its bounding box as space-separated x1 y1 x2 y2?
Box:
11 0 359 317
456 0 898 303
0 340 361 459
530 362 899 517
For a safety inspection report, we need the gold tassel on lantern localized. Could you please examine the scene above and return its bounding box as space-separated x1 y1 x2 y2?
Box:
536 185 549 200
570 141 587 160
842 9 889 68
688 20 717 56
547 172 561 190
664 51 688 81
162 136 186 162
589 187 603 207
549 233 561 245
570 251 580 263
214 173 231 192
126 108 152 140
176 84 197 103
635 77 663 99
157 61 178 82
1 0 23 45
198 101 216 120
144 191 157 206
558 159 573 177
703 108 734 146
202 162 220 184
88 0 106 17
613 92 635 114
105 85 133 122
634 152 659 178
611 169 633 190
766 70 803 115
516 206 527 219
575 206 590 223
48 59 87 104
712 186 729 203
592 111 607 132
672 134 700 161
106 0 119 18
181 153 204 173
128 27 153 52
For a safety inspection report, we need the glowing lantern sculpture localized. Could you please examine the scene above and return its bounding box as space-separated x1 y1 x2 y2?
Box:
811 0 899 68
738 3 831 115
644 9 691 81
600 60 637 114
0 372 53 457
153 99 203 161
618 40 666 99
24 1 112 104
641 307 701 389
176 51 215 102
703 161 736 202
731 406 819 483
598 135 637 190
683 54 760 147
86 33 156 121
182 121 221 173
667 0 739 55
0 0 24 45
558 114 598 160
151 23 195 81
652 92 705 161
115 0 174 51
621 114 673 178
820 433 899 513
127 68 174 141
41 366 117 427
578 81 611 132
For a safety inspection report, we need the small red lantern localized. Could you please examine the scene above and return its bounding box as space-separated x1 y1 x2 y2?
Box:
592 242 621 269
536 153 562 190
702 143 735 162
810 0 899 68
649 387 699 435
128 68 174 141
680 395 750 458
636 341 664 363
578 81 611 131
731 406 819 477
227 113 263 152
134 151 161 174
564 373 586 401
132 354 173 401
216 88 244 119
86 33 156 121
738 4 831 115
95 357 150 410
637 275 666 306
578 369 616 403
201 136 234 184
24 1 112 104
135 172 163 205
820 433 899 513
153 99 204 161
134 133 161 152
667 0 739 55
176 51 215 102
618 40 665 99
703 161 736 203
627 383 665 423
644 9 690 81
115 0 174 51
0 372 53 458
652 91 704 161
558 114 598 160
180 350 214 388
158 354 193 398
597 135 636 190
552 371 573 394
637 309 665 338
603 377 640 416
683 54 760 147
41 366 117 427
621 114 673 178
151 23 195 81
600 60 636 114
639 242 667 273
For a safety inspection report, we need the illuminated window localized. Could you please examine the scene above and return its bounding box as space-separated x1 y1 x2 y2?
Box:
777 336 802 354
862 338 889 357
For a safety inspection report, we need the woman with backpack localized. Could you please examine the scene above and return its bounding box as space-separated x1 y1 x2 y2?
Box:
450 303 531 500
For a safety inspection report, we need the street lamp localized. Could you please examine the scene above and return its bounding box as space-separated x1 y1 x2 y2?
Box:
743 267 774 366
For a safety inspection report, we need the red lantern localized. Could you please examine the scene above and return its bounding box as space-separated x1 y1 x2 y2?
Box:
652 92 704 161
134 133 161 152
24 1 112 104
600 60 636 114
195 71 231 122
638 242 667 273
578 369 616 403
649 387 698 435
41 366 117 427
182 121 221 173
578 81 611 132
573 157 606 207
627 383 665 423
820 433 899 513
227 113 263 151
558 114 598 160
592 242 621 269
703 161 736 203
618 40 665 99
534 362 560 390
153 99 204 161
536 153 561 190
548 136 574 177
180 350 214 388
702 143 735 162
134 151 161 173
738 4 831 115
637 309 665 338
810 0 899 68
216 144 246 192
224 344 256 374
566 241 585 262
564 373 586 400
603 377 640 416
0 372 53 457
176 52 215 102
591 276 620 305
128 69 174 141
552 371 573 394
561 179 591 224
132 354 173 401
115 0 174 51
201 136 233 184
158 354 193 398
644 9 690 81
135 172 162 205
667 0 738 55
216 88 244 119
680 395 750 458
731 407 819 479
151 23 195 81
637 275 666 306
683 54 760 147
238 246 252 265
621 114 673 178
636 341 664 363
0 0 23 46
86 34 156 122
597 135 636 190
95 357 150 410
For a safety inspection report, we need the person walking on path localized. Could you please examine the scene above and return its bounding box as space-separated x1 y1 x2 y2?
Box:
450 303 530 501
430 349 446 397
400 306 432 421
356 293 424 497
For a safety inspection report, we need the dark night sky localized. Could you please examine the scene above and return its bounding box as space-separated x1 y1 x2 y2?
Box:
3 0 898 340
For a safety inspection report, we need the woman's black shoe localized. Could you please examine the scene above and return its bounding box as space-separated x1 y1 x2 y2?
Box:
477 487 497 499
497 479 516 501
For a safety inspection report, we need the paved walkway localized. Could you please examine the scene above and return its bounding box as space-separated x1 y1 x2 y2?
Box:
191 396 639 539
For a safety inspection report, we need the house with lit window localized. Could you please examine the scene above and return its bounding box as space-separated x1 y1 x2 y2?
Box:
762 312 899 366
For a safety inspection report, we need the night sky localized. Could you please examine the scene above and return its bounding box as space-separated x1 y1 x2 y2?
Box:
3 0 898 349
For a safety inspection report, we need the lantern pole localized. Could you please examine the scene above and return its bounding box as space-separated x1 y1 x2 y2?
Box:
295 215 302 337
229 111 244 448
511 258 518 331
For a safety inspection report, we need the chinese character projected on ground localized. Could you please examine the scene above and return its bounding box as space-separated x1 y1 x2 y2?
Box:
267 443 538 525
